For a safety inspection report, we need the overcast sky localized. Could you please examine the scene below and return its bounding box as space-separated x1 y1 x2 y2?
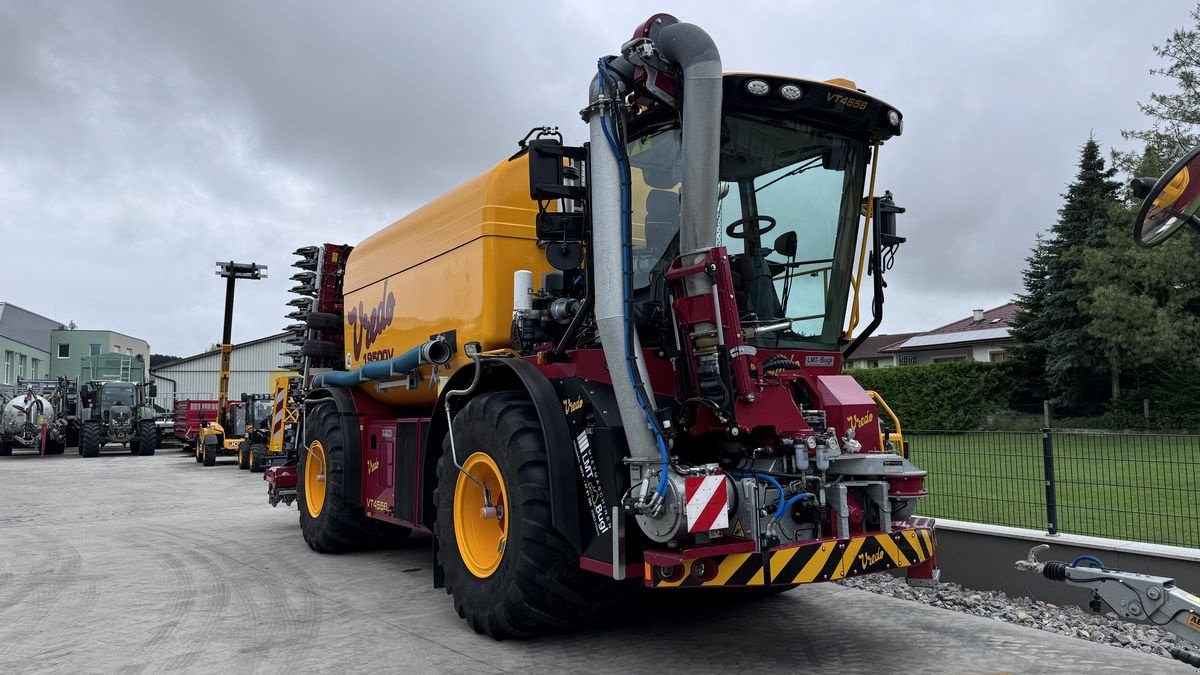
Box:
0 1 1187 356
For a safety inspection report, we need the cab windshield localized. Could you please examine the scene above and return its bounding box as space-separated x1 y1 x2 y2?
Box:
251 400 273 428
230 405 246 437
100 384 135 407
627 114 867 350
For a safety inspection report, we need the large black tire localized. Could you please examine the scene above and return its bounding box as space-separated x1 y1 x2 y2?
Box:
305 311 341 331
136 420 156 456
81 421 102 458
249 443 268 473
301 340 341 359
65 426 79 448
45 440 65 455
435 391 613 638
0 441 11 457
238 445 251 470
203 438 217 467
298 400 405 552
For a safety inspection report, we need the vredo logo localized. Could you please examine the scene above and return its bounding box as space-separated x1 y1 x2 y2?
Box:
847 411 875 432
348 279 396 362
857 549 885 568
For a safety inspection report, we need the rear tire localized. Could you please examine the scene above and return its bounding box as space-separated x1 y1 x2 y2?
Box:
136 420 156 456
45 440 65 455
81 422 102 458
435 391 612 638
203 440 216 466
238 446 251 470
0 441 11 457
298 399 406 552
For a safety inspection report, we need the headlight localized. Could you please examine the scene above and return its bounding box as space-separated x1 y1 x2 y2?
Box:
779 84 803 101
887 109 902 127
745 79 770 96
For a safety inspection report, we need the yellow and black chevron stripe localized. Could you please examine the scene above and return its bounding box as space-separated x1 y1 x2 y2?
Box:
644 528 934 589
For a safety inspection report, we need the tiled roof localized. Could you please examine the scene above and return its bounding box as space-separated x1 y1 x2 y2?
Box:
881 303 1017 352
845 332 921 360
923 302 1019 335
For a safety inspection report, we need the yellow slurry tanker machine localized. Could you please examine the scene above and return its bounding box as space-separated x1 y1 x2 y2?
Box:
268 13 937 638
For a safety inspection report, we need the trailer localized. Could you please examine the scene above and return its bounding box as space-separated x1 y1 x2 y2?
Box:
0 377 77 455
173 399 219 448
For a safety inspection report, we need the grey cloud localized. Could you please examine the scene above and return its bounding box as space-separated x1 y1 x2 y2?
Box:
0 1 1179 355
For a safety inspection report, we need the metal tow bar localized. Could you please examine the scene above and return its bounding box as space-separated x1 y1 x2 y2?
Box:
1016 545 1200 668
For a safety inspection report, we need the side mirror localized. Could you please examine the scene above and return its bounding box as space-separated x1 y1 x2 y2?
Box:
80 384 94 407
1133 145 1200 247
875 191 907 248
773 231 798 258
147 383 157 398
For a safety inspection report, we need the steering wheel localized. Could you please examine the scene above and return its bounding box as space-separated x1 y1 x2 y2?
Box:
725 215 777 239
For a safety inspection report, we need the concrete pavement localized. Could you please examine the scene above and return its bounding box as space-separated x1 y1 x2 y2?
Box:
0 448 1191 674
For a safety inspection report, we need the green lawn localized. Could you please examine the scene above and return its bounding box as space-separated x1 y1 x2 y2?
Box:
907 431 1200 549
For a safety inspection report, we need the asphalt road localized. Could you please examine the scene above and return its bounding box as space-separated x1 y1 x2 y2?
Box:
0 447 1191 674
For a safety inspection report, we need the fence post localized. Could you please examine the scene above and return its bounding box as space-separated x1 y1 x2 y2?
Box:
1043 400 1051 428
1144 399 1150 428
1041 427 1058 536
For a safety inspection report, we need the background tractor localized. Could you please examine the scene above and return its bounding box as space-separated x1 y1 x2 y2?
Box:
236 393 274 472
77 379 158 458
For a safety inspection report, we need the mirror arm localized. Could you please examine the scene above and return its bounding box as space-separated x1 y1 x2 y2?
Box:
844 216 886 360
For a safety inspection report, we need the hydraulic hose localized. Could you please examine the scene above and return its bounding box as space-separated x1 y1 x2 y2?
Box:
731 471 798 520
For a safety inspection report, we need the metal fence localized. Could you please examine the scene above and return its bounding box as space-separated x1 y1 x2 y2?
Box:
908 429 1200 549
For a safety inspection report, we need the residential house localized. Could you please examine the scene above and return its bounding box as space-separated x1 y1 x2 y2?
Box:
880 303 1017 365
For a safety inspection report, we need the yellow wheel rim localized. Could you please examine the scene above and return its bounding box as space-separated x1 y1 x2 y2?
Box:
453 452 509 579
305 440 327 519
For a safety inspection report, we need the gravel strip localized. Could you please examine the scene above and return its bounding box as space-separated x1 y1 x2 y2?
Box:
840 574 1191 663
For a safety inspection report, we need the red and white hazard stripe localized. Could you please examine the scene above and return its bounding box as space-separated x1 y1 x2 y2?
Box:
685 475 729 533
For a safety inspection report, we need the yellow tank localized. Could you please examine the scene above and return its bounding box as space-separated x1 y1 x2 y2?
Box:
341 154 553 407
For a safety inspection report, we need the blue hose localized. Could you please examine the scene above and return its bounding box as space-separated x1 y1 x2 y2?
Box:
731 472 801 520
1070 554 1106 569
598 60 671 497
311 343 432 388
776 492 812 520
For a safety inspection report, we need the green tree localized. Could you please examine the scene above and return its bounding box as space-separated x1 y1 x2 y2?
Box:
1079 202 1200 401
1006 234 1052 395
149 354 180 368
1010 138 1122 401
1116 4 1200 176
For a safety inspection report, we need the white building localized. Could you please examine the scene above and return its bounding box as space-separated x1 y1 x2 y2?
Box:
151 333 295 402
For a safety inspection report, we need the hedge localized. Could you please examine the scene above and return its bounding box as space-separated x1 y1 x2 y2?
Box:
848 362 1018 431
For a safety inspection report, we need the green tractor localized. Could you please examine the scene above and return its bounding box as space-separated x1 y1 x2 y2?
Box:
77 380 159 458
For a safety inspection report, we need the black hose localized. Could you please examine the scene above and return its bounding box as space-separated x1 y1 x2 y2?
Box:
1170 648 1200 668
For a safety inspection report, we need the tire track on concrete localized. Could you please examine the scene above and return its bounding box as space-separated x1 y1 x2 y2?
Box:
147 523 321 654
156 545 231 672
133 548 198 663
0 533 93 665
142 523 506 673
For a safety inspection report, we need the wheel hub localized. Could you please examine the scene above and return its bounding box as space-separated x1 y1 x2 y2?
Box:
305 440 328 519
453 452 509 578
